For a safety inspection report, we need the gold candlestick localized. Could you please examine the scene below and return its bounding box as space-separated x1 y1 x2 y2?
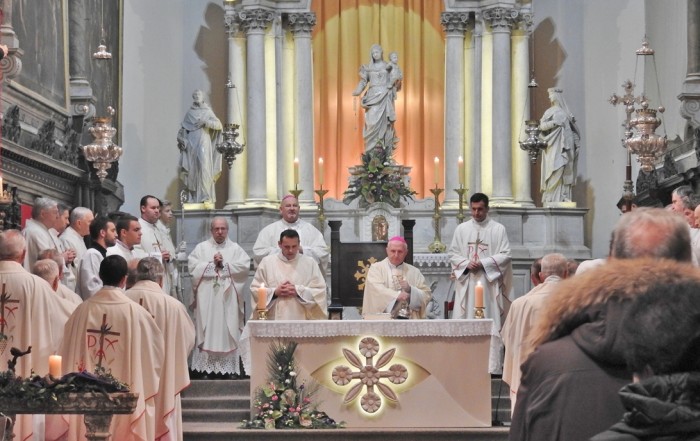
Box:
454 185 468 224
474 306 485 319
289 184 303 199
428 185 447 253
256 308 268 320
315 186 329 234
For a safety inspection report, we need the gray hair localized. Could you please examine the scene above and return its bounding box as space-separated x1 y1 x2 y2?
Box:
31 197 57 219
69 207 93 225
0 230 25 260
612 207 692 262
38 249 65 271
210 216 228 230
32 259 59 286
135 257 165 283
541 253 568 278
673 185 695 210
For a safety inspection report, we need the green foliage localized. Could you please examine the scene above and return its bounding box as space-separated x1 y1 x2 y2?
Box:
241 340 344 430
343 143 416 208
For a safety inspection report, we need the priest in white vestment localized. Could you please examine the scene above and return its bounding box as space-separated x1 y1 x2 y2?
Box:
23 197 60 270
32 257 81 308
60 207 94 288
363 236 432 319
107 214 146 262
253 195 329 273
134 195 177 296
501 253 568 413
126 257 194 441
251 229 328 320
449 193 512 372
188 217 250 376
0 230 74 441
156 200 180 300
59 255 164 441
77 217 117 300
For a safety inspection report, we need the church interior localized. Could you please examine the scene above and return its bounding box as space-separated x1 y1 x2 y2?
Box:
0 0 699 439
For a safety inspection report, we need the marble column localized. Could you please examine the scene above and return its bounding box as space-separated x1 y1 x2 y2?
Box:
441 12 469 205
470 16 483 194
512 11 534 207
224 8 248 207
68 0 95 122
0 0 22 80
482 7 518 205
680 0 700 128
239 9 274 204
287 12 316 206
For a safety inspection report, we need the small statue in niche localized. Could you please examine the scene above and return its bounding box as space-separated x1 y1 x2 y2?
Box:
372 215 389 241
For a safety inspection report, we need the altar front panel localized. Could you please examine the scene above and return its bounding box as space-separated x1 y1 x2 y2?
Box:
241 320 495 428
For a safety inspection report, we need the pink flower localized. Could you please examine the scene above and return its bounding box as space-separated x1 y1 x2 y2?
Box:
272 395 279 401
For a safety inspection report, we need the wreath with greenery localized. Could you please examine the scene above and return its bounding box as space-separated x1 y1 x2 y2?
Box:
343 143 416 208
0 365 130 410
241 341 344 430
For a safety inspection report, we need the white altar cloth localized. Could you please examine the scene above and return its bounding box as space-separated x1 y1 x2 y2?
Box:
240 319 498 428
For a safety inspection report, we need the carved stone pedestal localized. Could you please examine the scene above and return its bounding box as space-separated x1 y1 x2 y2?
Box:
0 392 138 441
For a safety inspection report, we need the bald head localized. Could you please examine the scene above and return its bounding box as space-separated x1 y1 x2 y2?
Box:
0 230 26 262
612 207 692 262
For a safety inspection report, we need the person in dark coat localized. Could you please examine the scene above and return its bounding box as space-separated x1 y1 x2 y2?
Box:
510 208 694 441
591 278 700 441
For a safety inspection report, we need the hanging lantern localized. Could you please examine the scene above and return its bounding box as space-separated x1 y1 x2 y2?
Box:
216 123 245 169
623 102 668 172
519 120 547 163
83 117 123 181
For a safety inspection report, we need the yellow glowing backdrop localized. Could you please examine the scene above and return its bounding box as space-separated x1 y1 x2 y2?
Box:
311 0 445 200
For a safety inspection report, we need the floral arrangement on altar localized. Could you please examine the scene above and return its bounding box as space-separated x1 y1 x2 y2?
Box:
343 142 416 208
241 341 344 430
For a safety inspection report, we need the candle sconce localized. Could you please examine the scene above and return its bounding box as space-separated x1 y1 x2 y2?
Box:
428 186 447 253
315 186 329 234
454 185 468 224
289 185 303 199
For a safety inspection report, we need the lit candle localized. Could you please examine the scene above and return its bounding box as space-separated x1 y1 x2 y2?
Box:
293 158 299 186
318 157 324 187
49 355 62 378
458 156 465 187
434 157 440 186
474 281 484 309
0 176 4 192
257 283 267 311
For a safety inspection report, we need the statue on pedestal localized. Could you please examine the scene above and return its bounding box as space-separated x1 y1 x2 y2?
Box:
177 90 223 205
539 88 581 204
352 44 402 153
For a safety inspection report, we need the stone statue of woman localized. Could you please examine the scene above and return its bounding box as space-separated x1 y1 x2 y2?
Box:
352 44 401 152
539 88 581 204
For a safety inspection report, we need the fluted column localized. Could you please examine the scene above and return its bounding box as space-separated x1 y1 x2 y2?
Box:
68 0 95 121
287 12 316 206
240 9 274 204
470 16 483 194
441 12 469 204
483 7 517 204
0 0 22 80
680 0 700 128
512 10 534 206
224 8 247 207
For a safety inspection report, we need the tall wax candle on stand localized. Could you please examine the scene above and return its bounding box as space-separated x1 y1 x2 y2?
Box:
293 157 299 186
49 355 62 377
458 156 465 187
257 284 267 310
474 281 484 308
318 157 325 186
434 157 440 186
